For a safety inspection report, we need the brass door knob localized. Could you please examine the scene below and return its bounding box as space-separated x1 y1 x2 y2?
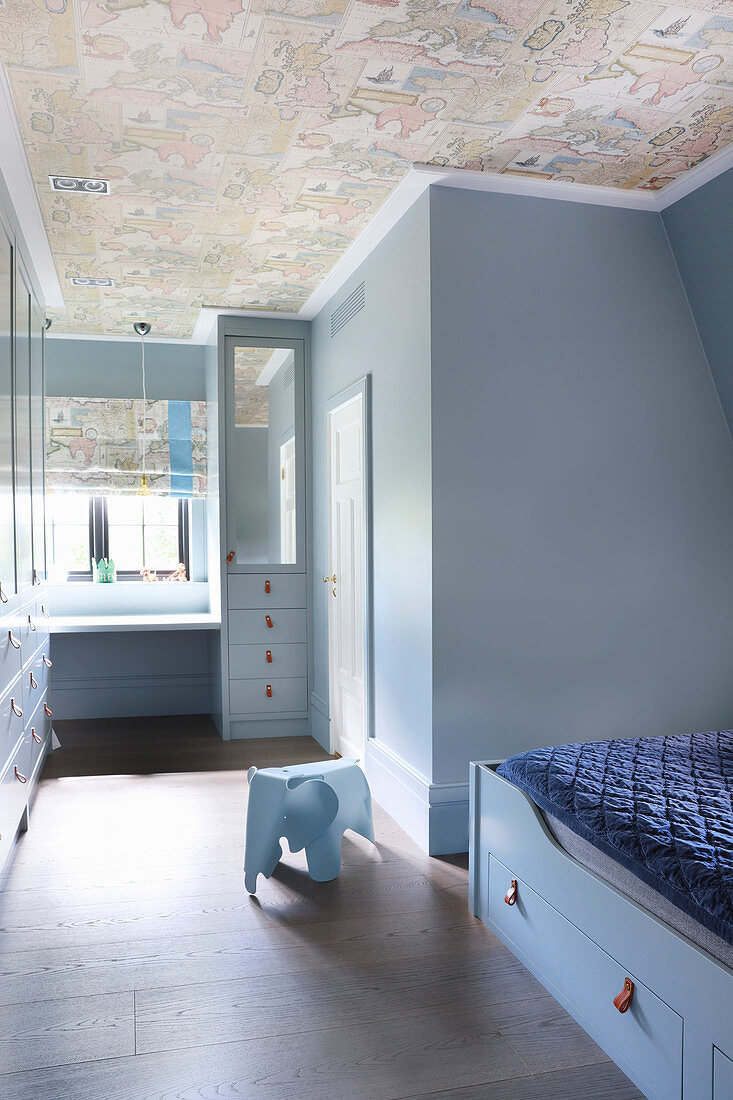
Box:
322 574 336 583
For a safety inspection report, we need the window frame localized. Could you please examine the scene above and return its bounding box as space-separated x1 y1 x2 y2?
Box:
51 496 190 582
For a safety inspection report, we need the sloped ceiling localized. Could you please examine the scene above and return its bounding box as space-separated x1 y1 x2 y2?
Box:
0 0 731 339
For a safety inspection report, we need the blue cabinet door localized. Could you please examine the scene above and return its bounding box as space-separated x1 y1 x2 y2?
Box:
0 216 14 604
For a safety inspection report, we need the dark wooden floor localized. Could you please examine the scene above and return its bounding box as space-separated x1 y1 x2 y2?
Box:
0 719 641 1098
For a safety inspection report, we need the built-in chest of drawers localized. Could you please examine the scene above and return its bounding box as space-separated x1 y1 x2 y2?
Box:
227 574 308 724
0 591 53 877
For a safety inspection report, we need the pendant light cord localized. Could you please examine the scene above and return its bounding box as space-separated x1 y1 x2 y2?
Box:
140 329 146 481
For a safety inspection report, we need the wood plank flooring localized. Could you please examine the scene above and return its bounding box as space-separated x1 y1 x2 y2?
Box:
0 719 642 1099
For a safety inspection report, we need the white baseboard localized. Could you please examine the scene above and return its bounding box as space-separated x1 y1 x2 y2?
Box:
364 738 469 855
48 673 210 720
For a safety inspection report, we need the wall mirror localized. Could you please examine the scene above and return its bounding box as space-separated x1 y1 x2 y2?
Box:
225 336 305 570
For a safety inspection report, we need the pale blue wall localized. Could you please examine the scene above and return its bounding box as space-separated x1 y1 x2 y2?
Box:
430 186 733 785
310 194 433 777
662 168 733 434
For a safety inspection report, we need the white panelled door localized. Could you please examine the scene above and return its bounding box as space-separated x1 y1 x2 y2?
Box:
326 392 365 760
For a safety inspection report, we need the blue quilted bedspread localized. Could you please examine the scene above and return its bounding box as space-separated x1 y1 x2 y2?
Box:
497 731 733 946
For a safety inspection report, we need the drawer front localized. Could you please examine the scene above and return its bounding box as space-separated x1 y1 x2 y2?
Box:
0 680 26 770
22 649 49 715
229 643 307 681
715 1049 733 1100
228 574 306 610
228 608 306 646
27 694 52 777
488 856 682 1100
22 607 49 667
229 676 307 716
0 618 23 687
0 735 30 867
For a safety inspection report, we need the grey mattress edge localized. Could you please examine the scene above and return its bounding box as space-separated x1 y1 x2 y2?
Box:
543 811 733 971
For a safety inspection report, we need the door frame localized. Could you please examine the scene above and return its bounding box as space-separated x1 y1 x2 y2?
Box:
325 375 373 758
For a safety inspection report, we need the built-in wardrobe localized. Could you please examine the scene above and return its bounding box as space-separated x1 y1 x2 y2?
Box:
211 318 312 740
0 195 53 878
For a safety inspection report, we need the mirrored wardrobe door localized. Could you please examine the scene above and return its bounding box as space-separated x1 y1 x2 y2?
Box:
224 337 306 571
0 217 13 602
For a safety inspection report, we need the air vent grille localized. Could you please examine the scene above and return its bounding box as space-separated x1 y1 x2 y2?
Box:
69 276 114 287
331 282 365 338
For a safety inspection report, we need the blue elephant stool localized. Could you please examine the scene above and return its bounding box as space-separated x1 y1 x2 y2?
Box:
244 758 374 894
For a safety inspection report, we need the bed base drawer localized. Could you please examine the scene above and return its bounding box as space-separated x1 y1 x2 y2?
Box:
488 854 683 1100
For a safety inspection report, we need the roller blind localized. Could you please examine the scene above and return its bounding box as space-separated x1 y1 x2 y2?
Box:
45 396 208 497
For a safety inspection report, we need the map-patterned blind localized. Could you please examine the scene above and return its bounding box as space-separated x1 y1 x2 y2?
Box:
46 397 208 497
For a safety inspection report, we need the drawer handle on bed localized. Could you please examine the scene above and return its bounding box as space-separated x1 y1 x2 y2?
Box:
504 879 518 906
0 581 7 604
32 729 42 744
28 615 36 631
8 631 20 649
613 978 634 1014
14 766 27 784
11 698 22 718
44 703 53 718
43 654 52 668
29 672 37 689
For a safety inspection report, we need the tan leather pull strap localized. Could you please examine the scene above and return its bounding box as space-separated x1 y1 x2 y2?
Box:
504 879 518 906
613 978 634 1013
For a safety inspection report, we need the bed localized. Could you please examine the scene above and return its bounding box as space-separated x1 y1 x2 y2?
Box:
469 731 733 1100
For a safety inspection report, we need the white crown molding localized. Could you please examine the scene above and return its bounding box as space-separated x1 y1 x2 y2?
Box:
654 141 733 210
411 162 659 211
0 61 64 310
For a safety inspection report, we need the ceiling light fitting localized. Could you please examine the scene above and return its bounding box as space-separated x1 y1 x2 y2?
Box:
135 322 152 497
69 277 114 287
49 175 110 195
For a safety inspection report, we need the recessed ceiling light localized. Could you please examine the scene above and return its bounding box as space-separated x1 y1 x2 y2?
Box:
69 276 114 287
49 175 111 195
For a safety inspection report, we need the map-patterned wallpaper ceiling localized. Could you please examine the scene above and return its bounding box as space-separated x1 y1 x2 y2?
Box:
1 0 731 339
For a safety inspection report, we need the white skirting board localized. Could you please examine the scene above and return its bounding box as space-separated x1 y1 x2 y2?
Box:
364 738 469 855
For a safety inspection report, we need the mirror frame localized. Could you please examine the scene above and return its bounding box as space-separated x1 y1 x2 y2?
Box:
220 318 308 574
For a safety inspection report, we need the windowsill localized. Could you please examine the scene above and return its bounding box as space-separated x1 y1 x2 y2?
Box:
50 613 221 633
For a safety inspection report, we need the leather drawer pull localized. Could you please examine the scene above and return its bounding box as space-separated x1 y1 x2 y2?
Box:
28 615 36 631
266 649 272 663
41 604 49 618
504 879 518 906
10 698 22 718
226 551 235 564
14 766 27 784
30 672 37 689
0 582 7 604
266 684 272 698
32 728 42 744
42 654 52 668
265 580 271 594
44 703 53 717
613 978 634 1014
265 615 273 628
8 631 20 650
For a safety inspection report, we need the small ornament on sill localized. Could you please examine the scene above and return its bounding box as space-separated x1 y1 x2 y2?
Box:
140 568 158 583
93 558 116 583
164 563 188 583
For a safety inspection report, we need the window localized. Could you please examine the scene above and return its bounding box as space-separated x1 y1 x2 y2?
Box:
47 495 189 581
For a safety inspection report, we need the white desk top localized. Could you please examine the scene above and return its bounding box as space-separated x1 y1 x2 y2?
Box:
49 614 221 634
